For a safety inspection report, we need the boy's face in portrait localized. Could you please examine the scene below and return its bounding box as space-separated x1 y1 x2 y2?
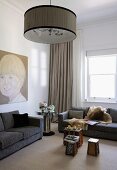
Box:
0 74 22 98
0 53 27 104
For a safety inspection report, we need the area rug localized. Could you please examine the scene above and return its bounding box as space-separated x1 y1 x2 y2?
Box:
0 123 117 170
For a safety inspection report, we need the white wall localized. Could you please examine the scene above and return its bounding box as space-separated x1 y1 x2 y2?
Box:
83 20 117 50
81 20 117 109
0 2 50 115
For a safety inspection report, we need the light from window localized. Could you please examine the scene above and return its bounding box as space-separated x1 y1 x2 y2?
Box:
40 52 47 87
90 75 115 98
86 55 117 102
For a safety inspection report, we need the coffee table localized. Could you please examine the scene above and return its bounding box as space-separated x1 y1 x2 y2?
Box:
64 135 80 156
87 138 99 156
63 128 83 147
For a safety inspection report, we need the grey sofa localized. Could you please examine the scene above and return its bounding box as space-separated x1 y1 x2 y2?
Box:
58 107 117 141
0 110 43 159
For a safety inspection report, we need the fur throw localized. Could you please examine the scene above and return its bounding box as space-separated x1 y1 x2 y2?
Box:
68 118 88 130
87 106 112 123
67 106 112 130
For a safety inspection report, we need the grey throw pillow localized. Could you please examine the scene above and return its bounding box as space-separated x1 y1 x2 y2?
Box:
1 110 19 129
109 109 117 123
68 110 83 119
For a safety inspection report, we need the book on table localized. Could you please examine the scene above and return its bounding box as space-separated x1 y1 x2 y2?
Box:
65 135 79 141
86 120 99 125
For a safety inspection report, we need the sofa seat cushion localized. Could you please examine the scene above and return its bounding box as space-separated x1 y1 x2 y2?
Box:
0 131 23 149
7 126 40 139
88 123 117 133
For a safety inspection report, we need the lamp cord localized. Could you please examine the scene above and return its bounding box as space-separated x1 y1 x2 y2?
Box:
50 0 51 5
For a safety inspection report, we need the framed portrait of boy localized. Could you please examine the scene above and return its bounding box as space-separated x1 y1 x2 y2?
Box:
0 50 28 104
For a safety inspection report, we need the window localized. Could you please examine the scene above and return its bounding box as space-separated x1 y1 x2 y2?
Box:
85 53 117 103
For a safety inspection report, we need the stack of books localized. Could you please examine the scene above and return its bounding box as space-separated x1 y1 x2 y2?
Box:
64 135 79 143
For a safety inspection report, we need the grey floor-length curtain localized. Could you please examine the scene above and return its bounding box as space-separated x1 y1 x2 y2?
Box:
48 41 73 113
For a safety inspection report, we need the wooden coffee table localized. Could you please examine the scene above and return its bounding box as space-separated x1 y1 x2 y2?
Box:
87 138 99 156
64 135 80 156
63 128 83 147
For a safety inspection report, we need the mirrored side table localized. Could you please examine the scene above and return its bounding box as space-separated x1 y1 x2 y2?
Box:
37 111 55 136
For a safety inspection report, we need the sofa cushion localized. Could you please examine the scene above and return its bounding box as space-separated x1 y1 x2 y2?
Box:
7 126 40 139
109 109 117 123
71 107 89 118
68 110 83 119
88 123 117 133
0 116 4 131
0 110 19 130
0 131 23 149
13 113 29 128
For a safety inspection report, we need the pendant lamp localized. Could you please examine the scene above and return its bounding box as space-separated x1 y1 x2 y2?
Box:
24 0 77 44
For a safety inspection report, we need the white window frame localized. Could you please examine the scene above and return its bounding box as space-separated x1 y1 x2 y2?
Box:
85 50 117 103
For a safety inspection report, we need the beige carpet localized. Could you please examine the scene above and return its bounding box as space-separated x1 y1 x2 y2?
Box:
0 123 117 170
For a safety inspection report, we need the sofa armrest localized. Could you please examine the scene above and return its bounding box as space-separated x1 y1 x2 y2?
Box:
58 111 69 121
28 116 44 130
58 111 69 132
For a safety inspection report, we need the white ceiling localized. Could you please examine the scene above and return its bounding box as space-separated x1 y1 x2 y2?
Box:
2 0 117 26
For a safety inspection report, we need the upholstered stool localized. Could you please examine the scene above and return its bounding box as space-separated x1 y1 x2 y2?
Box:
64 135 79 156
87 138 99 156
63 128 83 147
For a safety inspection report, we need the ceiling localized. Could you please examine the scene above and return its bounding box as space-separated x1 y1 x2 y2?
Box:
2 0 117 26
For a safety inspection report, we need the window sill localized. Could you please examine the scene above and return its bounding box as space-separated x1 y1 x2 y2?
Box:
83 100 117 104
